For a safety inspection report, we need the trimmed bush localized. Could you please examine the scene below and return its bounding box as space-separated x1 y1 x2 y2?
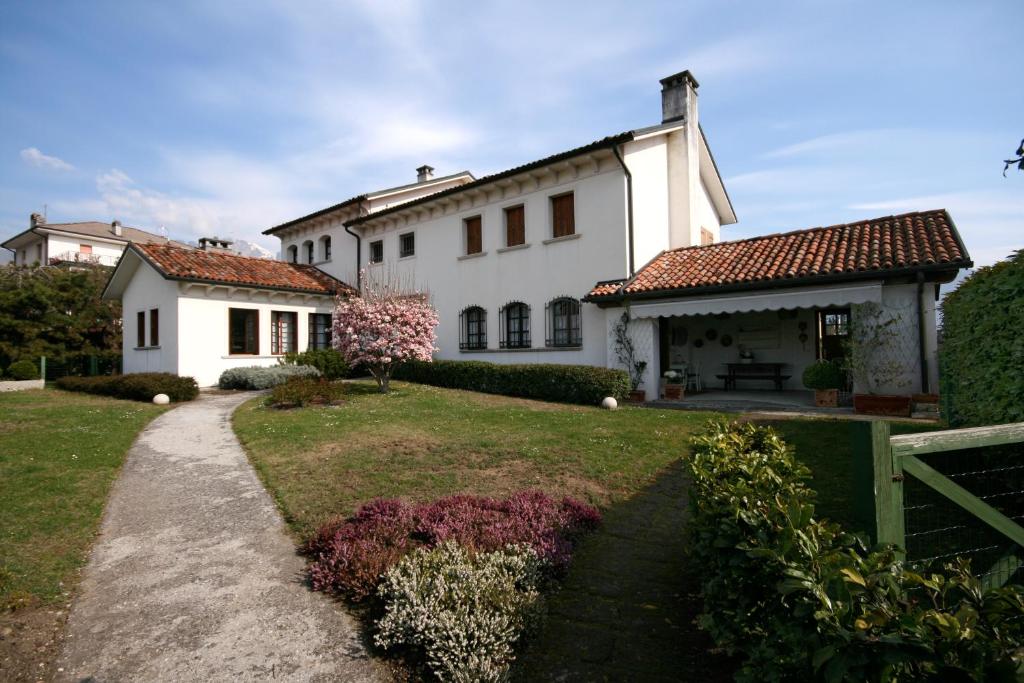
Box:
801 359 845 390
940 250 1024 427
375 541 545 683
218 364 320 390
266 377 344 408
282 349 349 380
55 373 199 402
305 491 600 602
393 359 630 405
687 420 1024 682
7 359 38 381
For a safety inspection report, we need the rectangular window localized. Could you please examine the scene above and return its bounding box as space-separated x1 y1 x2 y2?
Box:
137 311 146 348
80 244 93 255
271 311 297 355
369 239 384 264
464 216 482 255
399 232 415 258
551 193 575 238
229 308 259 355
700 227 714 245
306 242 315 264
309 313 332 350
505 205 525 247
149 308 159 347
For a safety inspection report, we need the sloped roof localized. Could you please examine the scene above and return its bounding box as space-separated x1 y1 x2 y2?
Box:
586 209 970 301
132 242 355 295
3 220 189 250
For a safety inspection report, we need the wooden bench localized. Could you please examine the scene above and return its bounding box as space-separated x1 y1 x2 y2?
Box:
716 362 791 391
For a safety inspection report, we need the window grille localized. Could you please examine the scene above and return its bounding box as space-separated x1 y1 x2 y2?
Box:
459 306 487 350
499 302 530 349
308 313 332 350
545 297 582 347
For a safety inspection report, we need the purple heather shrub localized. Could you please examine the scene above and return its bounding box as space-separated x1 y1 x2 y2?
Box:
305 491 600 602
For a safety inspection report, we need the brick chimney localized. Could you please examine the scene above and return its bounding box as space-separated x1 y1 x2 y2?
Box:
111 220 123 237
660 70 699 124
416 164 434 183
198 237 234 253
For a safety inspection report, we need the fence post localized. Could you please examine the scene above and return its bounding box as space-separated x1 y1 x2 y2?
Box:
40 355 46 381
870 421 905 557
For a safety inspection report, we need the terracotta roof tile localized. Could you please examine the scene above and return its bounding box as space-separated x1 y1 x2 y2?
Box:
133 243 355 295
586 210 969 300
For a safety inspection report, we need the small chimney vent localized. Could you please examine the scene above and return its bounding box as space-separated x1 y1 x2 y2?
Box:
198 237 234 253
659 70 699 124
30 212 43 228
416 164 435 183
111 220 123 237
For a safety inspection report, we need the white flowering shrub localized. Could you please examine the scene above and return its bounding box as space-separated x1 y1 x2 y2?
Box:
374 541 545 682
217 364 320 390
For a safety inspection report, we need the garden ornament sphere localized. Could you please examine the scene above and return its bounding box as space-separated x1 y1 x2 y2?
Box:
153 393 170 405
600 396 618 410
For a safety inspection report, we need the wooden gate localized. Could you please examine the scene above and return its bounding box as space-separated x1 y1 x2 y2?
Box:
863 421 1024 588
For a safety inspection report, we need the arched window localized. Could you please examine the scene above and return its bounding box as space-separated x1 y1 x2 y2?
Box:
320 235 332 262
459 306 487 350
286 245 298 263
546 297 582 347
499 302 530 349
303 240 315 264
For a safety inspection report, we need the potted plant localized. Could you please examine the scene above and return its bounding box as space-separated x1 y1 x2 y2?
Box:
801 360 844 407
662 370 685 400
844 302 912 416
611 312 648 402
738 346 754 364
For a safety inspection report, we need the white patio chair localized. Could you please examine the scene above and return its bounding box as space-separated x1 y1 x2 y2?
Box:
685 362 702 392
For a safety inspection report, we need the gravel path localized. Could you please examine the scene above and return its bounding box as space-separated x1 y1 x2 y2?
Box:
57 392 385 682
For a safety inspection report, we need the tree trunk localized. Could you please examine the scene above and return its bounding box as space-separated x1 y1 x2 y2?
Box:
370 367 391 393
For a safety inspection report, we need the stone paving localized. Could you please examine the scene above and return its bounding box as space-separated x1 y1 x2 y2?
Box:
513 461 733 682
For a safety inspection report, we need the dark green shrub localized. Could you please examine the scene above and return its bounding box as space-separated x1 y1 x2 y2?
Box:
802 360 845 390
282 349 348 380
687 420 1024 682
940 250 1024 427
55 373 199 402
266 377 344 408
7 359 38 381
218 364 320 390
393 360 630 405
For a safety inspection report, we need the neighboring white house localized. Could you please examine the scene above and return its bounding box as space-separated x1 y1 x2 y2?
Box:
2 214 185 267
104 69 973 399
102 239 355 387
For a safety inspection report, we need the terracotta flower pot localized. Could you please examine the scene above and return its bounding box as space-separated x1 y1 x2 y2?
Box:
628 389 646 403
853 394 912 417
814 388 838 407
663 384 684 400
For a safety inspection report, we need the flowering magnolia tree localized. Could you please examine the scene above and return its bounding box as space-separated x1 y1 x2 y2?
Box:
332 273 438 393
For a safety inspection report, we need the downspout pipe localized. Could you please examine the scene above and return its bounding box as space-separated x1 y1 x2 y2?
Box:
344 200 365 291
611 145 636 276
916 272 929 394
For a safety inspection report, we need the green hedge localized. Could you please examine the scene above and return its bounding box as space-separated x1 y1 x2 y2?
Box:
940 250 1024 427
56 373 199 402
687 420 1024 682
6 359 38 381
392 360 630 405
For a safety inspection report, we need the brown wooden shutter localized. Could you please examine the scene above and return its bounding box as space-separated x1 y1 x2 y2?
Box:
552 193 574 237
505 206 525 246
137 311 145 347
150 309 159 347
465 216 482 254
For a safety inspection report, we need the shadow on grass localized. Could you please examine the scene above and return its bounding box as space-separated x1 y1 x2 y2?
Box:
512 460 735 682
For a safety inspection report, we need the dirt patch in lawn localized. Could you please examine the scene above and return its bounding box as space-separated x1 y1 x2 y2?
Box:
0 604 69 683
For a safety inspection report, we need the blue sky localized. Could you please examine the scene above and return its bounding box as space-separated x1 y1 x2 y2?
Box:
1 0 1021 270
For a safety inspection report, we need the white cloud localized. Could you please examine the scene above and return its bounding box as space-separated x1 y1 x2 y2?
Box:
20 147 75 171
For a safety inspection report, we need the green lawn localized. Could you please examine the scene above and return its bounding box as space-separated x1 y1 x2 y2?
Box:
0 389 167 608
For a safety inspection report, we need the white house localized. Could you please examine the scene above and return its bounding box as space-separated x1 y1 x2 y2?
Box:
104 69 972 399
2 214 186 267
102 239 355 387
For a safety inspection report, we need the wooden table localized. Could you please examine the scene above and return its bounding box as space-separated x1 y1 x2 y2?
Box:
717 362 790 391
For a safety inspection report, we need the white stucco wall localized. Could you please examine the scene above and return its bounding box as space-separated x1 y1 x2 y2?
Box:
605 310 660 400
356 162 628 369
46 233 125 266
697 179 722 243
622 136 671 268
122 262 180 376
851 283 923 395
176 288 335 387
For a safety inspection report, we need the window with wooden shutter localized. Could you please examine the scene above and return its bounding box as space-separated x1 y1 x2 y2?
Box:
465 216 482 255
551 193 575 238
137 311 146 348
504 205 525 247
700 227 714 245
150 308 159 347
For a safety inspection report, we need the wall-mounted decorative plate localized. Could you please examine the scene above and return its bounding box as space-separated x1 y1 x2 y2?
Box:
721 334 733 347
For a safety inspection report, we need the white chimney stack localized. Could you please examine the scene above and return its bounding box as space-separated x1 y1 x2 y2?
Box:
416 164 435 183
198 237 234 253
111 220 123 237
660 70 699 125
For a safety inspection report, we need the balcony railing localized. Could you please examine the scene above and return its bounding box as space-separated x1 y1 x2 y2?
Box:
49 251 120 267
